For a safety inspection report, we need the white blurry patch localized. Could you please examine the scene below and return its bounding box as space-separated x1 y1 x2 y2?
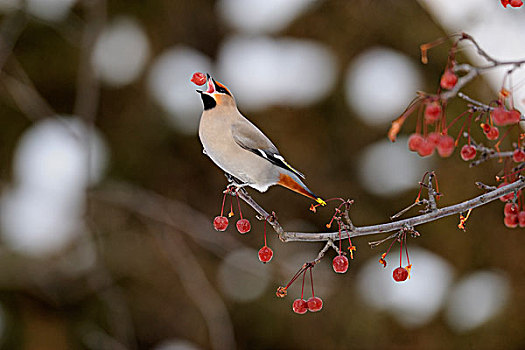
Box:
1 117 108 256
358 137 432 196
147 46 212 134
217 35 336 110
154 339 202 350
13 117 107 197
0 186 83 256
345 47 422 126
217 0 318 34
445 270 509 332
418 0 525 120
27 0 76 22
357 247 453 328
217 248 272 302
93 16 150 87
0 0 19 12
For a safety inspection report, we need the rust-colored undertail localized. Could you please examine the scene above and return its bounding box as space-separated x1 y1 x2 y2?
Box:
278 174 326 205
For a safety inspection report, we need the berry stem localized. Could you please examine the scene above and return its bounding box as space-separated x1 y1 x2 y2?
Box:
220 192 227 216
404 234 411 266
467 114 473 145
399 238 403 267
494 124 516 150
310 267 315 298
236 194 243 220
301 269 306 299
229 195 234 217
263 219 267 246
337 221 342 254
444 110 468 133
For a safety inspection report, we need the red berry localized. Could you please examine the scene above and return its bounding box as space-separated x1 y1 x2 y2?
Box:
417 138 435 157
508 109 521 124
510 0 523 7
424 102 441 123
236 218 251 234
393 267 409 282
408 133 424 152
440 69 458 90
504 202 519 216
504 214 519 228
491 107 509 126
518 211 525 227
258 246 273 263
486 126 499 140
513 149 525 162
306 296 323 312
213 216 229 231
191 72 206 86
437 134 455 158
332 255 349 273
460 144 476 161
292 299 308 314
427 132 440 146
501 0 510 7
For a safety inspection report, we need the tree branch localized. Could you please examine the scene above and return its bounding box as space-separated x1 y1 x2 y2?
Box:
238 177 525 243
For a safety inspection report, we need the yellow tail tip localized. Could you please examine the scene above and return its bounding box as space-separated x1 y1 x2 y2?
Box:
316 198 327 206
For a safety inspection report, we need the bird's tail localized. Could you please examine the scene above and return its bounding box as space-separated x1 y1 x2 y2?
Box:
277 173 326 206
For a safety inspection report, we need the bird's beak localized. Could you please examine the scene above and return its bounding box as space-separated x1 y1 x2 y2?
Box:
206 73 216 94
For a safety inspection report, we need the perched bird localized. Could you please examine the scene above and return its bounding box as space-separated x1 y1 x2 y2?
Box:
197 73 326 206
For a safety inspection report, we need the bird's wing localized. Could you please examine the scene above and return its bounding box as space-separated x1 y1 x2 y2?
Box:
231 120 305 179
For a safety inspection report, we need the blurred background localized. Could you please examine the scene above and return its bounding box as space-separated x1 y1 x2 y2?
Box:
0 0 525 349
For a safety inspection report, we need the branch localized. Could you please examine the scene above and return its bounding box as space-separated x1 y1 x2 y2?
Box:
238 177 525 242
439 33 525 101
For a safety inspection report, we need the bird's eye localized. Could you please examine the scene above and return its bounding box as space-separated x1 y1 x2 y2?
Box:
216 85 231 96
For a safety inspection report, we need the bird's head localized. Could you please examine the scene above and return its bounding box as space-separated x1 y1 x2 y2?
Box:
197 74 235 110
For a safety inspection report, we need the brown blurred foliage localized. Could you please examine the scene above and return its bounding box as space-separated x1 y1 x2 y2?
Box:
1 1 524 349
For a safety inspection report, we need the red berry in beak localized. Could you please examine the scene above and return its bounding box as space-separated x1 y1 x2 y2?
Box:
191 72 206 86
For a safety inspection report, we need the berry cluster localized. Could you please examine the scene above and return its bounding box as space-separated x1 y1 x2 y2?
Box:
276 263 323 314
501 0 523 7
212 189 276 263
500 172 525 228
213 189 251 234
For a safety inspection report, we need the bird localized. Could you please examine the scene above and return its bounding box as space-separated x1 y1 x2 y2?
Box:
196 73 326 206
